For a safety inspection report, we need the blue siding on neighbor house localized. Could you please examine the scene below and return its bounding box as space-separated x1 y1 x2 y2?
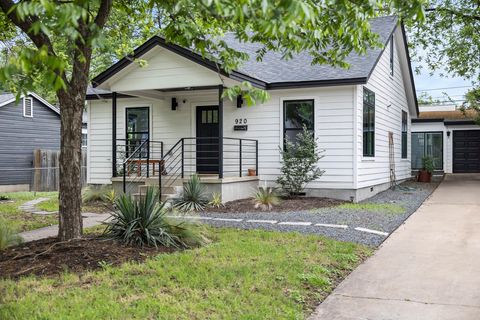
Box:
0 96 60 186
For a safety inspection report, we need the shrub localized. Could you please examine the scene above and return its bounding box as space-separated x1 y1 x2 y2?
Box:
209 192 224 208
104 187 206 248
277 126 325 195
82 185 113 204
254 187 280 211
422 156 435 173
173 174 209 212
0 195 10 201
0 221 22 251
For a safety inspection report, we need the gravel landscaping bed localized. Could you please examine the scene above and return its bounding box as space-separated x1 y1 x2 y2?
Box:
194 178 442 247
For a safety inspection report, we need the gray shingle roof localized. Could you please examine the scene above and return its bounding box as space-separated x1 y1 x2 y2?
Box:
223 16 397 83
0 93 15 106
91 16 399 92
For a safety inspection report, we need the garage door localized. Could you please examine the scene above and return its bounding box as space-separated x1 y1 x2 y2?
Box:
453 130 480 173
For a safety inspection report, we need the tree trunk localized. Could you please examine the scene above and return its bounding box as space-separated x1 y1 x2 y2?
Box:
57 88 85 241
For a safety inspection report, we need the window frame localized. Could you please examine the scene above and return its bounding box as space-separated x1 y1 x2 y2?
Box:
411 131 444 170
389 36 394 77
125 106 150 156
282 99 315 149
362 88 375 157
23 97 33 118
401 110 408 159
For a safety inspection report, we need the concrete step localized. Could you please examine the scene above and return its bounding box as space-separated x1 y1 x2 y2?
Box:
144 176 183 187
138 184 182 195
132 192 179 202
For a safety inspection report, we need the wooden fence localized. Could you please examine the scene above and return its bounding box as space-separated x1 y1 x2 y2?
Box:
32 149 87 192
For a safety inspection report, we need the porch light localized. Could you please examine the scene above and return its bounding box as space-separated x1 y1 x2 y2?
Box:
447 131 451 137
237 95 243 108
171 97 178 110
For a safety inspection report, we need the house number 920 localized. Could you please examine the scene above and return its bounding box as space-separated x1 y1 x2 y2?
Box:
235 118 247 124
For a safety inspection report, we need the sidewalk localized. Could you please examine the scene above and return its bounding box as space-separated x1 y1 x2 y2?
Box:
19 212 111 242
310 174 480 320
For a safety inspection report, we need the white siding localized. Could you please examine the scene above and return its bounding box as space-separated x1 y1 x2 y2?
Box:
355 29 412 188
106 47 222 92
87 87 356 189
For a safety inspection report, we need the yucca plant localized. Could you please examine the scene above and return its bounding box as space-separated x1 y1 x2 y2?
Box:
173 174 209 212
104 187 206 248
103 189 116 205
82 184 113 204
0 221 22 251
208 192 224 208
254 187 280 211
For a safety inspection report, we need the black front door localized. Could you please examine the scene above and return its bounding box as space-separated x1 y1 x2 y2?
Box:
196 105 219 173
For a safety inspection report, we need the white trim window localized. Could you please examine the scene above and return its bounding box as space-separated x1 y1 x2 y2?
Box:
23 97 33 117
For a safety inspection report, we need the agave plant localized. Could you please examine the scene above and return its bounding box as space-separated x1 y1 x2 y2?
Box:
104 187 206 248
0 221 22 251
173 174 209 212
208 192 224 208
254 187 280 211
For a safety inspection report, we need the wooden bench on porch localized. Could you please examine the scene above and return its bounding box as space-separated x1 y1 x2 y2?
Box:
126 159 166 177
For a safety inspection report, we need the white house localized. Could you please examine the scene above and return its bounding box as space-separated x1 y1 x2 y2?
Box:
86 16 418 202
412 104 479 174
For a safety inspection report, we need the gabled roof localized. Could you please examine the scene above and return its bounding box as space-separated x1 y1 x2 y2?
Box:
90 16 418 113
0 92 60 115
93 16 399 88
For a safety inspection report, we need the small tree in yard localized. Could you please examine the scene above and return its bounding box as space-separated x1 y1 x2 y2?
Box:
277 126 325 196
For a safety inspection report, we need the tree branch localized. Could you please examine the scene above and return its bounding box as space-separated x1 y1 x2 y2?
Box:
94 0 112 28
426 7 480 22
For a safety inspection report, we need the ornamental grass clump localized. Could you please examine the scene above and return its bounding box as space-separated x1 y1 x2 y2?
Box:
0 220 22 251
105 187 207 248
254 187 280 211
82 185 114 204
173 174 209 212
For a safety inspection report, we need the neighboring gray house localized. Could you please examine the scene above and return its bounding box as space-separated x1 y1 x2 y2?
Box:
0 92 61 192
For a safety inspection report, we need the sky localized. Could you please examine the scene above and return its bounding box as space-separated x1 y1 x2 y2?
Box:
411 61 474 105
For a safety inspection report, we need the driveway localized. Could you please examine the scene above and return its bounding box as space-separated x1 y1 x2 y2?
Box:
310 174 480 320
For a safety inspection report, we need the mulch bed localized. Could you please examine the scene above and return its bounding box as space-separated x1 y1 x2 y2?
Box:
206 197 345 213
0 236 174 279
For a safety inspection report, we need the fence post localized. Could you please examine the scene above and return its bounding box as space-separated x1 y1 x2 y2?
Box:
123 161 126 194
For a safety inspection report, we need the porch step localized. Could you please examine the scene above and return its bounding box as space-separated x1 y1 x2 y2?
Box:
144 176 184 187
132 192 179 202
138 184 183 195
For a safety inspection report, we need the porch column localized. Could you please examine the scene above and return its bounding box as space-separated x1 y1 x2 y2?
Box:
112 91 117 177
218 85 224 179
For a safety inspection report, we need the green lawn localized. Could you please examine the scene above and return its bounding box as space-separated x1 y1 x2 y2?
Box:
331 202 406 215
0 228 371 319
0 192 58 232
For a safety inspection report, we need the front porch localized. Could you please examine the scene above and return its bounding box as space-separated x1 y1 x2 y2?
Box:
104 85 260 202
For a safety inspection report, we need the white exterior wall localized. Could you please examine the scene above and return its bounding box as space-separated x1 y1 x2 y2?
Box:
87 87 356 189
412 121 480 173
355 29 412 189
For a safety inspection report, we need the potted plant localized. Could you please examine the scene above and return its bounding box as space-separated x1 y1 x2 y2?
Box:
418 156 435 183
248 168 256 176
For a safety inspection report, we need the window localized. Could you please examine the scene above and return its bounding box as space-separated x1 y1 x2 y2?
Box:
283 100 314 148
363 88 375 157
126 107 149 156
389 36 394 76
201 109 218 124
23 97 33 117
401 111 408 158
82 133 88 148
412 132 443 170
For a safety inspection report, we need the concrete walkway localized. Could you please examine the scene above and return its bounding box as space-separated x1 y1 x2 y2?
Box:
19 212 111 242
310 174 480 320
